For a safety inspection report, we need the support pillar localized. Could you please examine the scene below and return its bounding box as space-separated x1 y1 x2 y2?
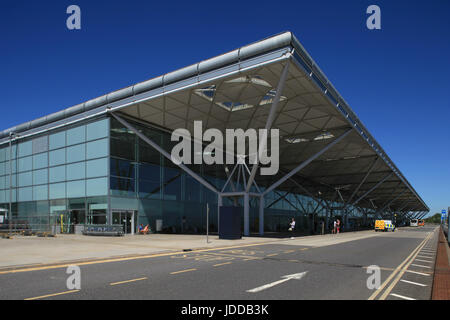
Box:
244 193 250 236
259 196 264 236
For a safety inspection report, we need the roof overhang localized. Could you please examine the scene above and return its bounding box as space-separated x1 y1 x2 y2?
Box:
0 31 429 212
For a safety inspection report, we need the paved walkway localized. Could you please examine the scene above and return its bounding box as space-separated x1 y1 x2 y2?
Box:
0 229 392 269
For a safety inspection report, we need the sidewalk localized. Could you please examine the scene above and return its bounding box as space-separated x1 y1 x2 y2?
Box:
431 226 450 300
0 230 379 270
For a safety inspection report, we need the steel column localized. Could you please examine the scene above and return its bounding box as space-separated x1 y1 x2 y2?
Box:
244 193 250 236
259 196 264 236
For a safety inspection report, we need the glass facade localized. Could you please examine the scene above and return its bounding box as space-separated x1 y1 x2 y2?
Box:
0 115 373 235
0 118 110 231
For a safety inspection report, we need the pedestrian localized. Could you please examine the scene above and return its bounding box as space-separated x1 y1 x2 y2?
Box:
336 219 340 234
333 220 337 234
289 218 296 239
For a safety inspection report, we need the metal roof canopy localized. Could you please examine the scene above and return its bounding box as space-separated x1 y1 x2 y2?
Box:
0 31 428 214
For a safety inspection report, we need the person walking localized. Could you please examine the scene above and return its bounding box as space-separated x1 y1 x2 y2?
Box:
289 218 296 239
333 220 337 234
336 219 341 234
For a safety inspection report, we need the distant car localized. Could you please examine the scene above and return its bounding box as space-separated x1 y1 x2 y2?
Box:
418 220 425 227
375 220 395 232
410 219 418 227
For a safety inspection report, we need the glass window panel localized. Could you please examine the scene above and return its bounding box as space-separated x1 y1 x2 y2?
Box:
4 189 17 203
0 148 5 162
18 141 32 158
86 138 108 160
33 169 48 185
18 156 32 172
87 158 107 178
87 119 108 141
66 144 85 163
163 167 181 200
138 180 160 199
33 185 48 201
0 162 4 175
5 160 18 174
49 182 66 199
138 163 160 182
67 162 85 181
110 177 135 197
67 125 86 146
18 171 33 187
0 176 5 189
11 174 17 188
110 158 135 179
111 137 135 160
49 131 66 150
32 136 48 154
49 149 66 166
18 187 33 202
49 165 66 183
67 180 86 198
33 153 48 170
86 177 108 197
0 190 5 203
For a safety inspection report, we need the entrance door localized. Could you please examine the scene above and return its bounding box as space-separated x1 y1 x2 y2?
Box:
112 210 135 235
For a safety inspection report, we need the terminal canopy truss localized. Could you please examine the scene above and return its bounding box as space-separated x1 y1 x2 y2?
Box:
112 34 427 218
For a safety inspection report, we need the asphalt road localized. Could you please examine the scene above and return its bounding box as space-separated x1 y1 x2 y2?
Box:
0 225 439 300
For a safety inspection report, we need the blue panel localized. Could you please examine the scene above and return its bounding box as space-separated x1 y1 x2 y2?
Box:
49 182 66 199
33 169 48 185
86 177 108 196
66 144 86 163
67 162 85 181
18 186 33 202
49 131 66 150
67 125 86 146
33 185 48 201
33 153 48 170
86 119 109 141
67 180 86 198
49 165 66 183
49 149 66 166
18 141 33 158
18 156 32 172
87 158 108 178
86 138 108 160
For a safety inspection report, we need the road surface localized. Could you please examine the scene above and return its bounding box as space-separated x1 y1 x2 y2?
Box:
0 225 439 300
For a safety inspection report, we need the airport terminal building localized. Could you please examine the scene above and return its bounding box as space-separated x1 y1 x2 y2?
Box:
0 32 429 236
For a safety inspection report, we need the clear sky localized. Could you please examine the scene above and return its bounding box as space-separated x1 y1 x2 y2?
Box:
1 0 449 217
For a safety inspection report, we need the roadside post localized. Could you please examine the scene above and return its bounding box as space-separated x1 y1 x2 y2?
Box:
206 203 209 244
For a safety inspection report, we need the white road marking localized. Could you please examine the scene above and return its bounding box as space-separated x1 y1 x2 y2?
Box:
247 272 308 293
400 279 427 287
390 293 416 300
417 255 434 259
405 270 430 276
415 259 433 263
411 264 431 269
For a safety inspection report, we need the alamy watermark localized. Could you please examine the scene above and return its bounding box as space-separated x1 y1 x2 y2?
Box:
66 5 81 30
171 121 280 176
366 265 381 290
66 265 81 290
366 5 381 30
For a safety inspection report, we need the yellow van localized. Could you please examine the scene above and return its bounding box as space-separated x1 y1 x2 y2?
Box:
375 220 395 232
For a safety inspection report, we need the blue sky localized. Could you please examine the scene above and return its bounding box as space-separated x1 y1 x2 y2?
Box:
1 0 449 217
